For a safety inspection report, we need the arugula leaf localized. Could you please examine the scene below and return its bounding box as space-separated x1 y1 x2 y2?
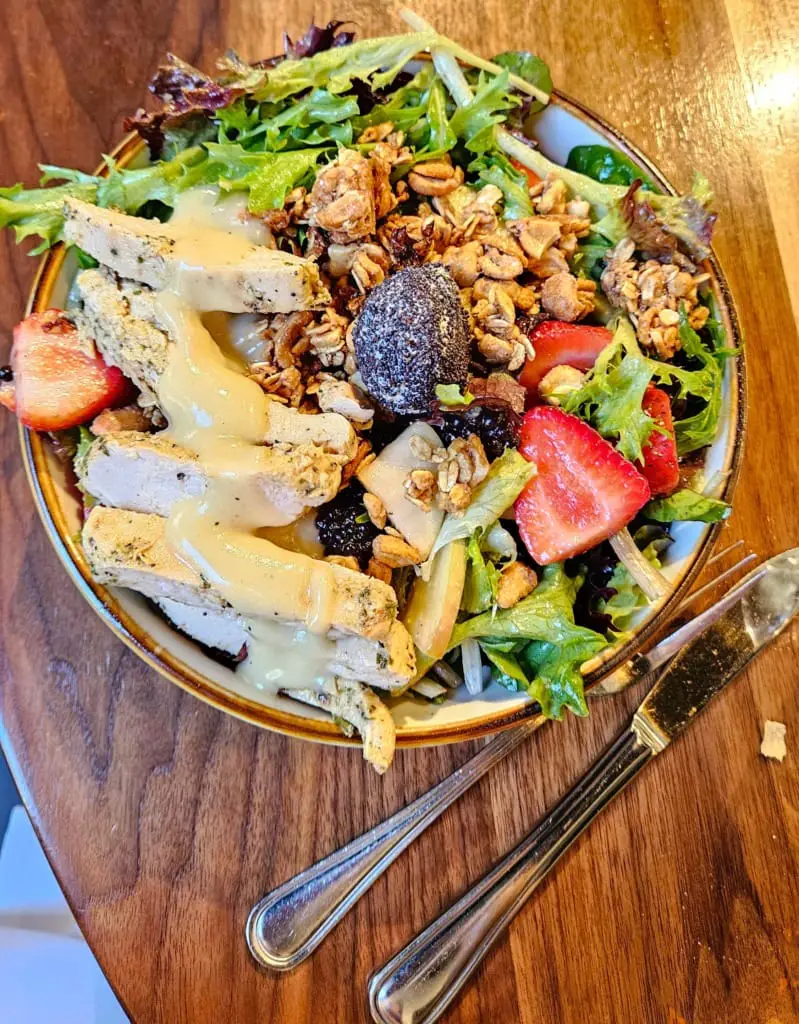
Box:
563 320 657 462
427 448 535 563
567 144 658 191
643 489 731 523
492 51 552 114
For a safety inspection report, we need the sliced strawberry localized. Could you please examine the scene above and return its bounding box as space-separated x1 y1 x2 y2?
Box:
515 407 651 564
639 385 680 497
510 158 542 189
519 321 612 396
9 311 131 431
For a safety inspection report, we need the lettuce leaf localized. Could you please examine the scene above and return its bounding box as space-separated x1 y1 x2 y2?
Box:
0 142 321 250
643 489 731 523
435 383 475 406
562 319 657 462
252 32 437 103
0 181 98 254
597 526 670 632
461 533 501 614
427 448 535 563
452 564 608 718
565 314 728 460
491 51 552 115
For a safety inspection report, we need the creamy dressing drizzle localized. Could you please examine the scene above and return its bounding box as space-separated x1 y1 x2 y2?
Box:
153 187 335 693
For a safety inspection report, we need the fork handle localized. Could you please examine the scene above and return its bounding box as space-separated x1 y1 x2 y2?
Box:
246 719 541 970
368 726 654 1024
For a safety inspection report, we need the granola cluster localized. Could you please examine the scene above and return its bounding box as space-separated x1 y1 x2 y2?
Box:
601 237 711 358
405 432 490 515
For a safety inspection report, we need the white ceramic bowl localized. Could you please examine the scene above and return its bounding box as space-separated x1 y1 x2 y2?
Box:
20 90 745 748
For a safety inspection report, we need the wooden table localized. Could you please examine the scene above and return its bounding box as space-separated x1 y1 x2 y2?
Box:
2 2 798 1021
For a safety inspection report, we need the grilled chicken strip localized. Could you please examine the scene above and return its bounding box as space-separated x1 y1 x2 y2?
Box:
155 598 415 692
83 506 399 642
63 199 330 313
74 269 357 460
283 677 396 773
77 431 342 521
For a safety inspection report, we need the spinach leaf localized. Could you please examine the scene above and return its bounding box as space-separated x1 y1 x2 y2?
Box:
643 489 731 523
567 144 658 192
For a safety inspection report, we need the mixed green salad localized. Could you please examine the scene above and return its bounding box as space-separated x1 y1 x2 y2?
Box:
0 9 736 770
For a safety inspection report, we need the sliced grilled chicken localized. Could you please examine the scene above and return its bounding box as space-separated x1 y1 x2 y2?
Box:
63 199 330 313
75 267 168 408
154 598 415 692
77 431 342 520
83 506 398 641
74 269 357 461
283 677 396 773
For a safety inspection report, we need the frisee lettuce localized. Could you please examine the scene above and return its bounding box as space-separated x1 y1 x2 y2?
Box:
563 319 658 462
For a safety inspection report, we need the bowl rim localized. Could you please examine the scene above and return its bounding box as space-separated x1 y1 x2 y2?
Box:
18 87 747 748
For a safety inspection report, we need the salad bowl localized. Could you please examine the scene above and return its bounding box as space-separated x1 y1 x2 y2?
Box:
18 86 745 751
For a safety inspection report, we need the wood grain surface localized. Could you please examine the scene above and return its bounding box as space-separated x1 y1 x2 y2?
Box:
2 1 799 1021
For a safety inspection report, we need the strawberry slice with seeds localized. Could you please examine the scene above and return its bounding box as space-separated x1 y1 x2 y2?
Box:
515 407 651 564
519 321 612 396
639 385 680 497
7 310 131 431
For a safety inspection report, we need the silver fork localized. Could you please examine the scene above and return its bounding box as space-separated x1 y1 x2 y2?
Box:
245 543 755 971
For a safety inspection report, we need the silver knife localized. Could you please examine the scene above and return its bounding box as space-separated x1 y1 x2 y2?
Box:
368 547 799 1024
247 555 774 973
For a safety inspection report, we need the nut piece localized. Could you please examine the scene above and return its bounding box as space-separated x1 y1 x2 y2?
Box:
441 241 483 287
541 272 596 321
363 492 387 530
437 481 472 514
90 404 152 435
366 557 393 585
372 534 423 568
316 377 375 424
403 468 437 511
307 149 377 242
496 562 538 609
408 158 464 197
538 364 586 405
326 555 360 572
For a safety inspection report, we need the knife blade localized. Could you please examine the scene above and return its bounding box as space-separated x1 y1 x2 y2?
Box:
634 546 799 751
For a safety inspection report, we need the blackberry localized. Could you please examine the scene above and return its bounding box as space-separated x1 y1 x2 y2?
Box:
436 401 521 461
315 481 379 568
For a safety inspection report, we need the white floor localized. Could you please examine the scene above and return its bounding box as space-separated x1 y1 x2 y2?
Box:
0 806 129 1023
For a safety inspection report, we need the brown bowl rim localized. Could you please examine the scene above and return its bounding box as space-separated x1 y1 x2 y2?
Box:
18 88 747 748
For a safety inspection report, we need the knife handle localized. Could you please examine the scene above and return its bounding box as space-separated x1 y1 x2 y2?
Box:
368 727 654 1024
